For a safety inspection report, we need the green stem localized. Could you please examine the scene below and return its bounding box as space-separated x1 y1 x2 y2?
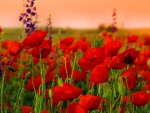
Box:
1 72 5 113
63 56 69 83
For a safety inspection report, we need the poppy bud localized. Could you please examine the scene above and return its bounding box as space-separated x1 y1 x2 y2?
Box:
147 59 150 67
48 89 53 98
118 82 125 96
58 77 63 86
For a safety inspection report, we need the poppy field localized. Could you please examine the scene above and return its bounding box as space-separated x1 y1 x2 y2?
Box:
1 0 150 113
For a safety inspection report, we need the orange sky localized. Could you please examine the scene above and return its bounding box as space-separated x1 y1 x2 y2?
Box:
0 0 150 28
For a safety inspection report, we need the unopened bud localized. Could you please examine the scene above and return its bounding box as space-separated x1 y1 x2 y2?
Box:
48 89 53 98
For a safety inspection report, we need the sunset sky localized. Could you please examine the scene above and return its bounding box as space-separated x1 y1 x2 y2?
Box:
0 0 150 29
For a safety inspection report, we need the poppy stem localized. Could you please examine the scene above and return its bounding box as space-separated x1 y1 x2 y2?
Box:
63 56 69 83
0 71 5 113
70 52 77 79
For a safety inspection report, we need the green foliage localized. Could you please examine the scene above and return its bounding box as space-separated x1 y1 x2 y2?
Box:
91 36 103 48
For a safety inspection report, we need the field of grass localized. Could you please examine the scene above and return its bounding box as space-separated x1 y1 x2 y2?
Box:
2 27 150 43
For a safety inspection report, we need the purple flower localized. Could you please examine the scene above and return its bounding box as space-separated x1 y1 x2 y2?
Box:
31 1 34 7
26 8 31 13
0 70 3 77
19 0 38 36
31 12 36 16
19 16 23 21
33 7 36 11
26 4 29 7
23 20 27 24
112 26 117 33
27 18 31 22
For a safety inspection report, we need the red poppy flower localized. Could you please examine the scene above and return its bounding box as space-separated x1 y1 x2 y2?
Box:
31 40 52 58
60 36 74 46
68 42 79 52
104 40 122 57
60 83 82 101
119 106 126 113
79 41 90 52
24 76 42 91
32 57 39 65
139 71 150 81
103 34 113 44
130 91 149 106
45 69 55 83
67 102 88 113
78 47 105 71
121 96 128 104
23 30 48 48
90 64 110 84
109 55 126 69
0 26 2 33
22 106 34 113
101 31 108 37
24 72 54 91
127 35 138 43
144 37 150 45
72 70 87 82
79 94 102 110
1 40 12 49
120 48 140 64
120 68 137 90
134 57 147 66
7 41 24 56
46 83 82 102
142 49 150 57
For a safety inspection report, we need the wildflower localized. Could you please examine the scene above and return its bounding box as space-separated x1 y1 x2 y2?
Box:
127 35 138 43
60 36 74 46
23 30 48 48
31 40 52 58
7 41 24 56
0 69 3 77
130 91 149 106
109 55 126 69
104 40 122 57
78 47 105 71
22 106 34 113
122 48 140 64
50 83 82 101
144 37 150 45
90 64 110 84
79 94 103 110
120 68 137 90
67 102 88 113
24 71 54 91
0 26 2 33
72 70 87 82
19 0 38 35
112 8 117 33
